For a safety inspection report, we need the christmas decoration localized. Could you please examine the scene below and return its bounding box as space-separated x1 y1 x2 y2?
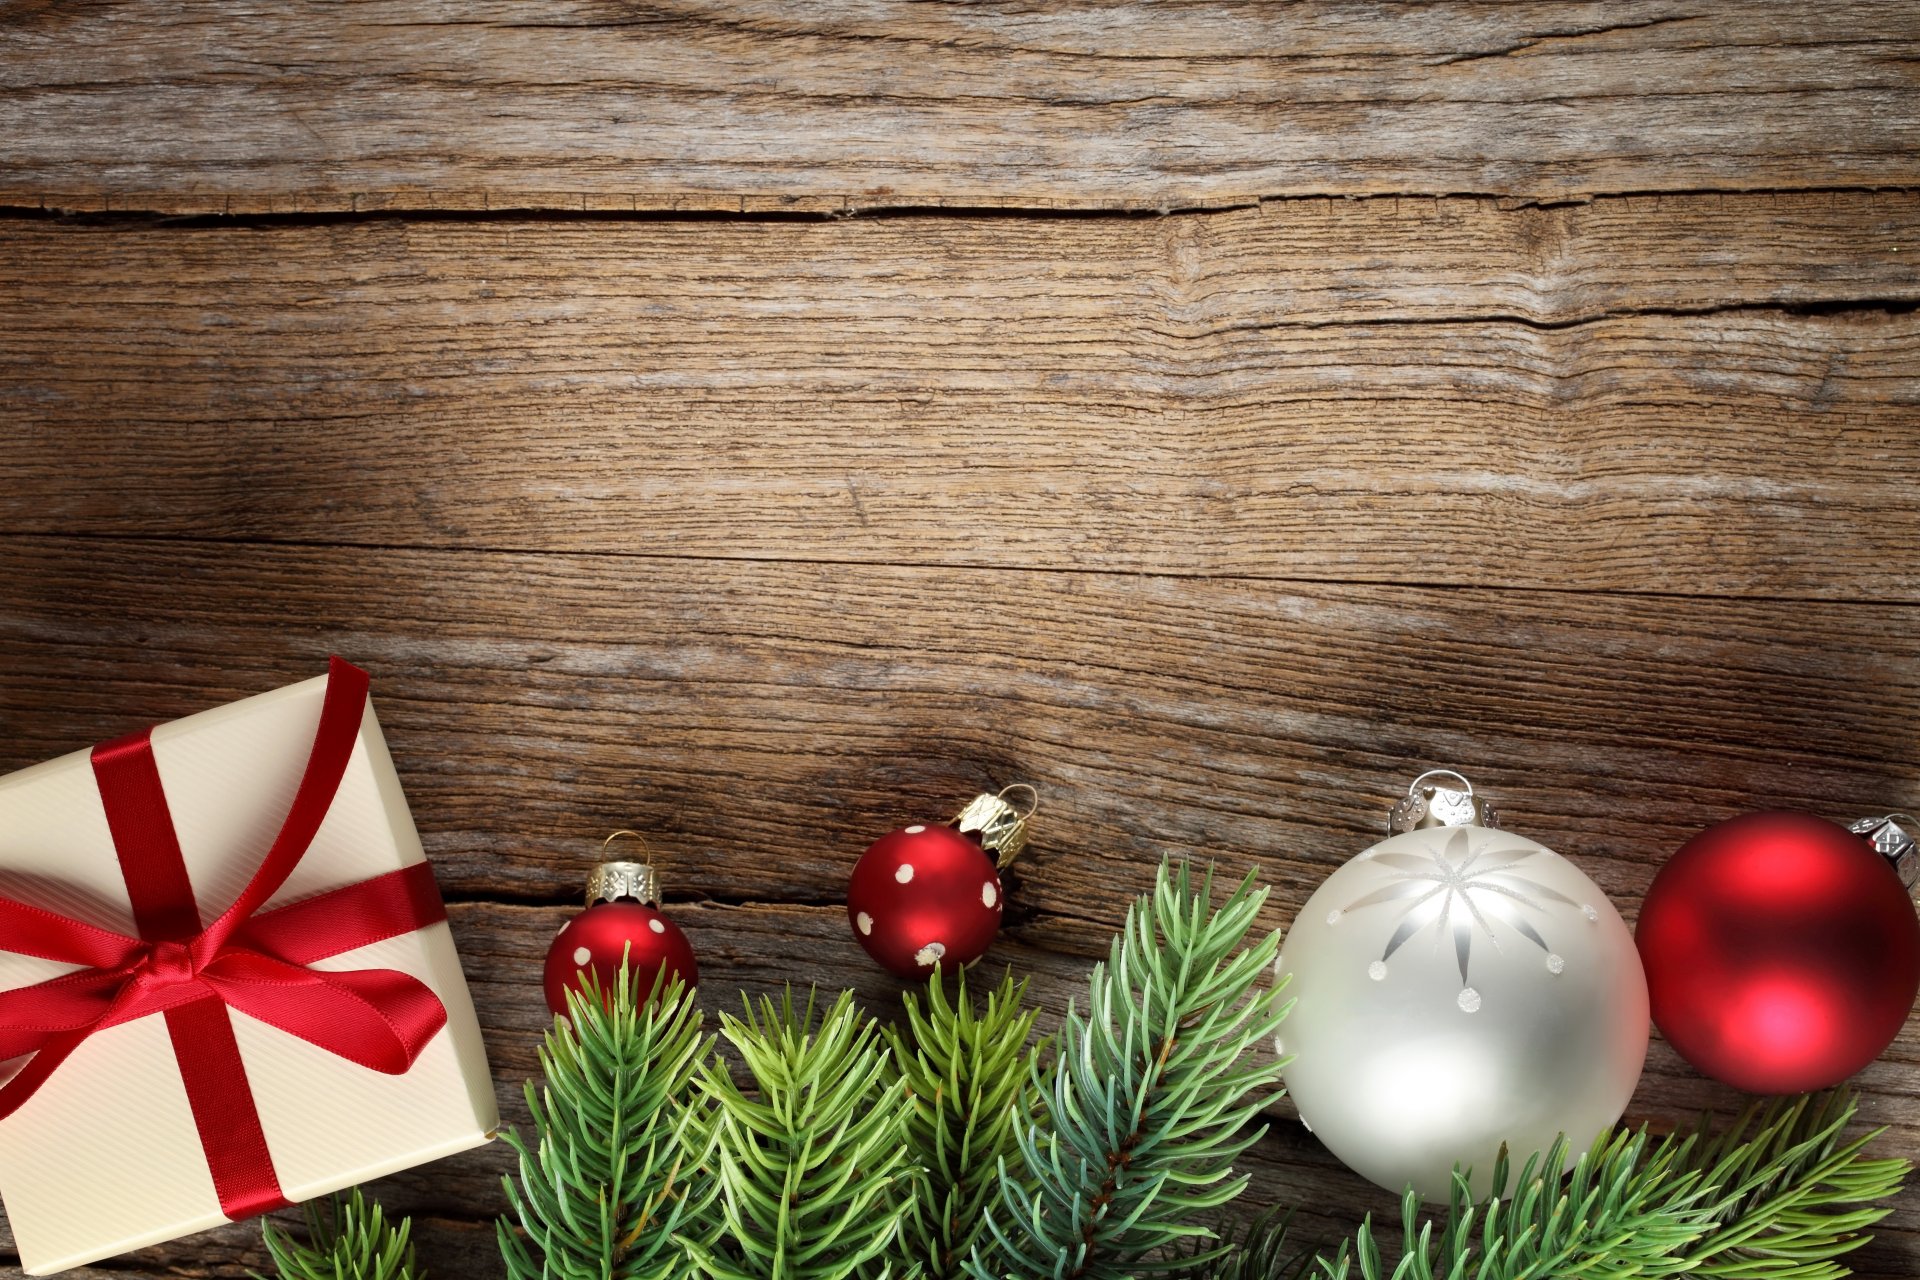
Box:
692 988 918 1280
499 964 720 1280
542 830 699 1017
886 969 1043 1279
1636 810 1920 1094
846 784 1037 978
0 660 494 1276
1275 770 1649 1201
269 857 1907 1280
967 862 1285 1280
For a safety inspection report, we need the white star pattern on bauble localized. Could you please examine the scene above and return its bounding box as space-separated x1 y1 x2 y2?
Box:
1338 827 1579 1010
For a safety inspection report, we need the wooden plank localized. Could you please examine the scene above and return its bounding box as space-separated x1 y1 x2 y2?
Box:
3 193 1919 598
3 901 1915 1277
1 2 1917 213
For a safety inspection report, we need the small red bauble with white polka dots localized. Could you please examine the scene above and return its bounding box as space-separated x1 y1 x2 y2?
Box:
847 785 1037 979
543 830 699 1016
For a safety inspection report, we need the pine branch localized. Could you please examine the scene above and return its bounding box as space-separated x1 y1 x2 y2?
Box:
1674 1092 1910 1280
886 968 1045 1280
1199 1090 1910 1280
691 987 921 1280
256 1188 420 1280
497 966 720 1280
969 860 1290 1280
1167 1211 1302 1280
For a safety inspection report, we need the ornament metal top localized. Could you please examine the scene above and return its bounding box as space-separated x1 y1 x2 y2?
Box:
1387 769 1500 834
953 786 1037 866
1277 771 1650 1203
585 850 660 906
1849 812 1920 889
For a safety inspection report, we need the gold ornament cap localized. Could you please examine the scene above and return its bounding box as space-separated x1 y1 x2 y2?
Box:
953 784 1039 868
587 830 662 906
1387 770 1499 835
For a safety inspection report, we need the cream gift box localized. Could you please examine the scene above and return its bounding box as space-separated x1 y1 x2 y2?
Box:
0 664 497 1274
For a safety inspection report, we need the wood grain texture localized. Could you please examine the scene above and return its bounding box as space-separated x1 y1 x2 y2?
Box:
4 192 1919 598
3 1 1919 213
0 535 1916 1275
4 5 1919 1274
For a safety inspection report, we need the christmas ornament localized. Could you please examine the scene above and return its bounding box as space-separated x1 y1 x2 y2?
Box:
544 830 699 1017
1636 810 1920 1094
1276 771 1649 1202
846 784 1036 978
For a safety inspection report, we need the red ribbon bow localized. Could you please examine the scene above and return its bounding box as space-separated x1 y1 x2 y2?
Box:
0 658 448 1219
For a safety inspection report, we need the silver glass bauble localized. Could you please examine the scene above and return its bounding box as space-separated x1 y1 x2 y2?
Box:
1276 772 1649 1202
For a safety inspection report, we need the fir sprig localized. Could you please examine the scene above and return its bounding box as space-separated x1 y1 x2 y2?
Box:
257 1188 420 1280
887 969 1045 1279
691 988 921 1280
497 966 720 1280
1168 1211 1302 1280
970 861 1290 1280
1192 1090 1907 1280
1673 1091 1908 1278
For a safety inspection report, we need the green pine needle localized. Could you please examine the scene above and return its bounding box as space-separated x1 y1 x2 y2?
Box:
256 1187 420 1280
497 963 721 1280
887 968 1046 1279
1673 1091 1909 1279
969 860 1291 1280
1190 1089 1907 1280
691 987 921 1280
1167 1210 1303 1280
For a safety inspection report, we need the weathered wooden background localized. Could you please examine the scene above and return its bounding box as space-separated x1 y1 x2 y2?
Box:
3 2 1919 1276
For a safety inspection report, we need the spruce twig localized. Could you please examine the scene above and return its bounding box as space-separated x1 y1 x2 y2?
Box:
1167 1210 1303 1280
1674 1092 1909 1279
969 860 1290 1280
1187 1090 1907 1280
887 968 1045 1280
256 1187 420 1280
691 987 920 1280
497 964 720 1280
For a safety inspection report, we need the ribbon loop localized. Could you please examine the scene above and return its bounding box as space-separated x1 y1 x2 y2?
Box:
0 659 449 1221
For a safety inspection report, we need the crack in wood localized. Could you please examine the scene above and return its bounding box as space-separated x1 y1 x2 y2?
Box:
9 182 1920 225
1428 14 1707 66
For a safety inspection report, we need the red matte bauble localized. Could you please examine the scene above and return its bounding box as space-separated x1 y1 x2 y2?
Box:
1636 811 1920 1093
543 901 699 1017
848 824 1004 978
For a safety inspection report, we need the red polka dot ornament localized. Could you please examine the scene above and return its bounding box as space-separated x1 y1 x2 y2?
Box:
847 785 1038 979
544 830 700 1017
1636 811 1920 1094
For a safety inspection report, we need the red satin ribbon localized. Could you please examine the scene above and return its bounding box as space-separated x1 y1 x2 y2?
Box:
0 657 448 1220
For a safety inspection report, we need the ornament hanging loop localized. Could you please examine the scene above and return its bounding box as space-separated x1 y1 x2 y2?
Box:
1389 769 1500 835
1849 813 1920 890
589 829 662 907
954 784 1039 868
